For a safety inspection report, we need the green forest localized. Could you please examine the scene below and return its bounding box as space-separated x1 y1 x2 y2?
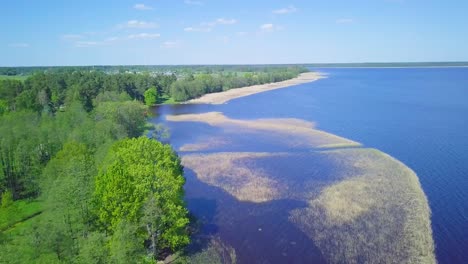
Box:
0 66 306 263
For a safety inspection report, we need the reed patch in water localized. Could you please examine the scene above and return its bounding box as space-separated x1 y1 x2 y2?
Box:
182 152 286 202
179 137 230 151
290 148 435 264
167 112 360 149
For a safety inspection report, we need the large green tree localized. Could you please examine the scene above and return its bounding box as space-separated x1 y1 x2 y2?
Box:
94 137 189 257
143 86 158 106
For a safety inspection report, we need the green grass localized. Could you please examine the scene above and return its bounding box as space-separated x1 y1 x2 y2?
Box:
0 200 42 231
0 213 59 264
0 200 58 264
0 75 28 81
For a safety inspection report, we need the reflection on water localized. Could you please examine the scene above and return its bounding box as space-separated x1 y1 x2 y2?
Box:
150 108 435 263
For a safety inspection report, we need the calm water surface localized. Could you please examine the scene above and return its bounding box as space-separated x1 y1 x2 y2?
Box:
151 68 468 263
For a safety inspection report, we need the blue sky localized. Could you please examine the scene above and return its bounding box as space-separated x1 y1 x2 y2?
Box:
1 0 467 66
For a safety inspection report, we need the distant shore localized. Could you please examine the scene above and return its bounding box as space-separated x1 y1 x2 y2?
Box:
186 71 325 104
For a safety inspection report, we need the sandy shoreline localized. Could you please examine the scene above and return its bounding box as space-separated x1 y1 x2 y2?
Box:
186 71 325 104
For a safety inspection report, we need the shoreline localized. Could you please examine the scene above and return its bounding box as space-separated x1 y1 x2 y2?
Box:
186 71 325 105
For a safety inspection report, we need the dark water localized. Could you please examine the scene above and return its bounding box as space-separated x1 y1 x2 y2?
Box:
151 67 468 263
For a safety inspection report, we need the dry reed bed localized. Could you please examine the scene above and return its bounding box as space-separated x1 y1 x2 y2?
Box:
290 148 435 264
167 112 360 150
171 113 435 263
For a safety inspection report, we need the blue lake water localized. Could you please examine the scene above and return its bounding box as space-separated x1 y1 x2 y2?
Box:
152 67 468 263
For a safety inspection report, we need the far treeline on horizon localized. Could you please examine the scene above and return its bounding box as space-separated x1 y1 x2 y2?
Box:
1 62 468 72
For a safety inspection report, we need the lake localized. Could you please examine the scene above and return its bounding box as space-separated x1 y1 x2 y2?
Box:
150 67 468 263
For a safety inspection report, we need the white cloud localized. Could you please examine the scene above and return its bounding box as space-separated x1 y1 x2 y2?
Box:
120 20 158 29
272 6 297 14
133 3 153 10
184 0 203 5
201 18 237 27
236 31 248 36
259 23 284 33
75 41 103 48
184 26 211 32
186 18 237 33
73 36 120 47
260 23 276 32
160 41 180 49
336 18 354 24
215 18 237 25
8 43 29 48
128 33 160 39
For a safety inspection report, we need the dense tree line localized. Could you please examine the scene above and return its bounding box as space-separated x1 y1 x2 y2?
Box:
169 67 307 101
0 71 176 113
1 66 307 108
0 73 188 262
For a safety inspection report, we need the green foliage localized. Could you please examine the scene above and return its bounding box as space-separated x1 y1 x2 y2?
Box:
152 123 171 142
94 100 148 138
168 66 307 101
0 100 9 115
1 190 13 208
109 220 146 264
38 142 96 261
93 91 131 106
144 86 158 106
0 68 194 262
77 232 109 264
0 111 44 198
94 137 189 251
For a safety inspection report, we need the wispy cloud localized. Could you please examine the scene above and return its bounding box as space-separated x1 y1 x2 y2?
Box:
75 41 103 48
73 37 119 48
259 23 283 33
184 26 211 32
220 36 230 44
236 31 248 36
184 0 203 5
160 41 180 49
61 34 83 40
336 18 355 24
185 18 237 33
8 43 29 48
214 18 237 25
128 33 160 39
119 20 158 29
105 37 119 42
272 6 297 14
133 3 153 10
260 24 274 32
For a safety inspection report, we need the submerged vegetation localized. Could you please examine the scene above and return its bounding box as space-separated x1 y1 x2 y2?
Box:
169 112 435 263
167 112 360 149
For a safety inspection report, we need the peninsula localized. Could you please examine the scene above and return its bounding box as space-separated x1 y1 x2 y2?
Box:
187 72 325 104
